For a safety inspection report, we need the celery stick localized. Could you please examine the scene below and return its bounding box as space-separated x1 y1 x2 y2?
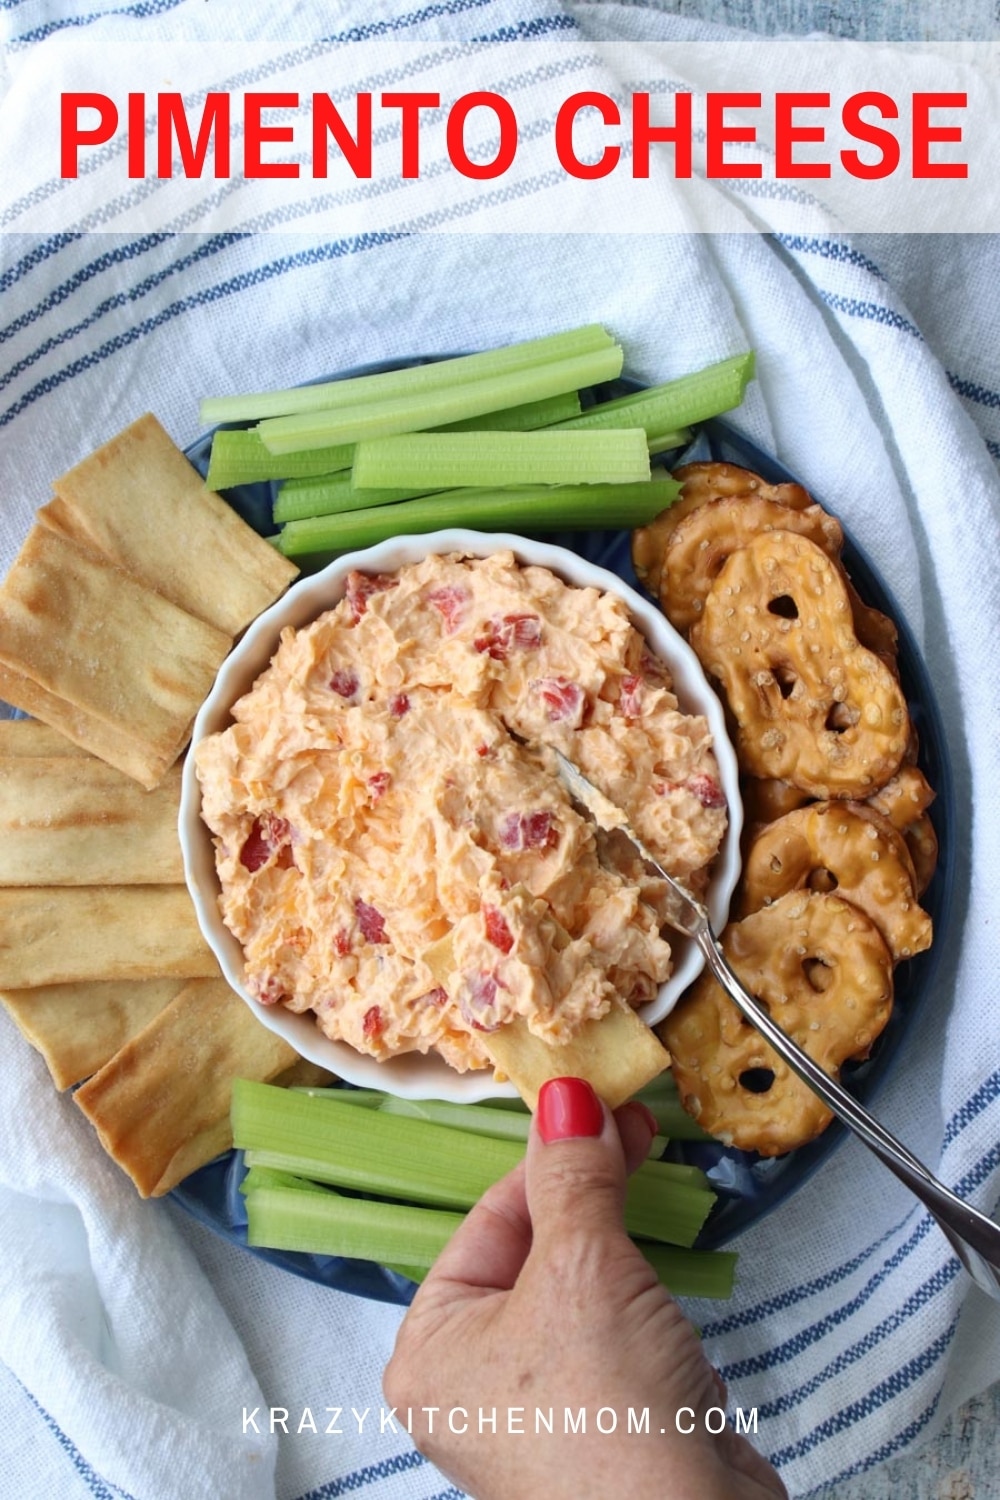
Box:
625 1164 715 1247
274 474 435 524
639 1243 738 1300
377 1095 531 1143
240 1165 329 1195
556 354 755 439
258 346 624 454
287 1087 384 1107
244 1181 465 1264
205 428 354 489
352 430 651 491
201 326 616 427
647 427 693 455
243 1183 732 1297
208 393 583 493
383 1263 428 1284
439 389 581 432
636 1074 714 1141
235 1082 712 1246
234 1080 523 1210
275 476 681 558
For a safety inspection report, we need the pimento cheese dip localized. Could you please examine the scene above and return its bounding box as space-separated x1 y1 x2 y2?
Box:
195 552 727 1072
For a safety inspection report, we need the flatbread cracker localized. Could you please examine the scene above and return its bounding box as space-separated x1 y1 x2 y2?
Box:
1 977 186 1089
0 524 231 787
0 663 177 788
424 933 668 1110
47 413 298 636
482 1006 670 1113
0 718 90 756
0 757 184 885
151 1057 337 1196
0 886 218 988
74 976 301 1197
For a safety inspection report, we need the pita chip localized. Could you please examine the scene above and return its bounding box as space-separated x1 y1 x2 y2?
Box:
0 886 218 988
0 524 231 788
0 757 184 885
0 718 90 756
46 413 298 636
1 977 186 1089
74 976 302 1197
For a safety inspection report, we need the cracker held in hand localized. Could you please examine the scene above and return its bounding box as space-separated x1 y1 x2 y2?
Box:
43 413 298 636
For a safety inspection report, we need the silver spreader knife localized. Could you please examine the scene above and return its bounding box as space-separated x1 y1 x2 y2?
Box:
552 748 1000 1300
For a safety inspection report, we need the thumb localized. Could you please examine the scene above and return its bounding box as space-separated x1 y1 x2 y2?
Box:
525 1077 645 1253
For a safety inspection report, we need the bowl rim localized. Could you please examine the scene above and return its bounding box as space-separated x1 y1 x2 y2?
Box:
179 527 743 1101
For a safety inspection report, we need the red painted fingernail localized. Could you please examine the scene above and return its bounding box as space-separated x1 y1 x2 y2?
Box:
537 1077 604 1142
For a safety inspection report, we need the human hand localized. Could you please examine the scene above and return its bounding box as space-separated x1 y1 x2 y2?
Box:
384 1075 787 1500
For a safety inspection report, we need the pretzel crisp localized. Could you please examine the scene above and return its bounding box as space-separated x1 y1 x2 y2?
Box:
661 891 894 1155
690 531 909 797
632 462 817 600
650 495 844 633
739 802 933 964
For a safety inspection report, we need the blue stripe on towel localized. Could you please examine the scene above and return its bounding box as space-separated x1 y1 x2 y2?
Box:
774 234 888 280
800 1395 942 1496
818 290 923 339
8 0 187 48
764 1317 958 1469
699 1206 918 1339
717 1214 938 1380
0 234 81 296
756 1260 960 1420
15 1376 138 1500
0 236 245 392
0 231 407 429
295 1447 427 1499
947 371 1000 411
704 1070 1000 1340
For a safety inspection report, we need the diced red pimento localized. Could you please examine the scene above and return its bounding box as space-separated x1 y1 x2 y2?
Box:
427 584 471 633
459 971 504 1032
534 676 586 726
388 693 410 717
687 772 726 810
354 898 387 944
483 904 514 954
345 570 398 623
367 771 391 802
239 812 292 873
333 928 352 958
497 808 558 853
362 1005 384 1039
473 612 542 661
619 674 644 720
249 973 286 1006
329 667 359 699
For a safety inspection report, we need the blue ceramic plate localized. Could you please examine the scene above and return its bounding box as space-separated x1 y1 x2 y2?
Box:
171 366 955 1304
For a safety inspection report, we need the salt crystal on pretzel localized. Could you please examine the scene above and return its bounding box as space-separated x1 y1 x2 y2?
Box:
661 890 894 1156
690 531 909 798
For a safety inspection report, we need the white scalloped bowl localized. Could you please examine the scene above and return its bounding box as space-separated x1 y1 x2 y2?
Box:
179 529 743 1101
